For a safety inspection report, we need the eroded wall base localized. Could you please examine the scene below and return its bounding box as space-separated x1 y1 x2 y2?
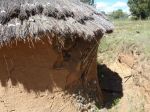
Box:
0 38 103 111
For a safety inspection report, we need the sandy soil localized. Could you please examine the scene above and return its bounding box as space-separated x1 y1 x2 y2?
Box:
0 82 77 112
98 52 150 112
0 42 78 112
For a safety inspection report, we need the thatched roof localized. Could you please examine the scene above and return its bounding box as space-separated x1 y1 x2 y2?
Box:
0 0 114 45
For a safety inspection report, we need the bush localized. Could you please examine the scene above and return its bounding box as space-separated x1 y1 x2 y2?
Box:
109 9 128 20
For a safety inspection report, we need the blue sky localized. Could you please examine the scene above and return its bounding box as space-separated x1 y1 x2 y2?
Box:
95 0 129 13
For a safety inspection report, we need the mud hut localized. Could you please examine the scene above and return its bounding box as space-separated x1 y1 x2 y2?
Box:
0 0 114 111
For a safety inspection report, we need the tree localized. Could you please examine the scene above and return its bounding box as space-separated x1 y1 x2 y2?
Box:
80 0 94 5
128 0 150 19
109 9 128 19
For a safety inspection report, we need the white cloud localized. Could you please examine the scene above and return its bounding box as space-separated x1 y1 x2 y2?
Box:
112 1 127 8
96 1 129 14
96 2 108 9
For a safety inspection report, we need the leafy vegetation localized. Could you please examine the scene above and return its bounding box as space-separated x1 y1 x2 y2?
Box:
128 0 150 19
108 9 128 20
112 98 120 107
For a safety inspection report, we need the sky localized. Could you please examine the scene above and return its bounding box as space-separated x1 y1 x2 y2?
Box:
95 0 129 14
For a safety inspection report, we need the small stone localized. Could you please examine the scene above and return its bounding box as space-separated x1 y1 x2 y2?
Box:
78 95 82 101
40 95 45 97
90 108 95 112
93 80 97 84
76 99 80 103
88 105 92 109
100 108 108 112
72 94 76 97
81 109 88 112
51 96 54 99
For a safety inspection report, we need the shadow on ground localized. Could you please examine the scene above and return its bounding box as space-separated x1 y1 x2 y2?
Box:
97 64 123 109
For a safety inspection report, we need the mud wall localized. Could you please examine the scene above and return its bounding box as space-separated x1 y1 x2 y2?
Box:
0 37 100 90
0 37 103 111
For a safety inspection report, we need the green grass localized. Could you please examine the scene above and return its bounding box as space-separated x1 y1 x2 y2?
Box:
97 20 150 112
112 98 120 107
98 20 150 62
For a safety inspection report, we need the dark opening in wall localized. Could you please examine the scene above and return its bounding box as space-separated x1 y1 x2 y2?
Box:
97 64 123 109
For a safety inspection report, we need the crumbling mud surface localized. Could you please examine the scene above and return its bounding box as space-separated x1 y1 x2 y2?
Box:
0 38 102 112
98 44 150 112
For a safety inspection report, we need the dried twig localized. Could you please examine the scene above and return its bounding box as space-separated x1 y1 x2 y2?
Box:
124 75 133 83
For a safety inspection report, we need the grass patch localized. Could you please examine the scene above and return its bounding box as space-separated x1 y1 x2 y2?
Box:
98 20 150 63
112 98 120 107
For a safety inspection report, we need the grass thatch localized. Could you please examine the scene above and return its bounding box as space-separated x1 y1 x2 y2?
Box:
0 0 114 45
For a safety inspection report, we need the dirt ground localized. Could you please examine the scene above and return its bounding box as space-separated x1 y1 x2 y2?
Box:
98 50 150 112
0 84 77 112
0 42 77 112
97 20 150 112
